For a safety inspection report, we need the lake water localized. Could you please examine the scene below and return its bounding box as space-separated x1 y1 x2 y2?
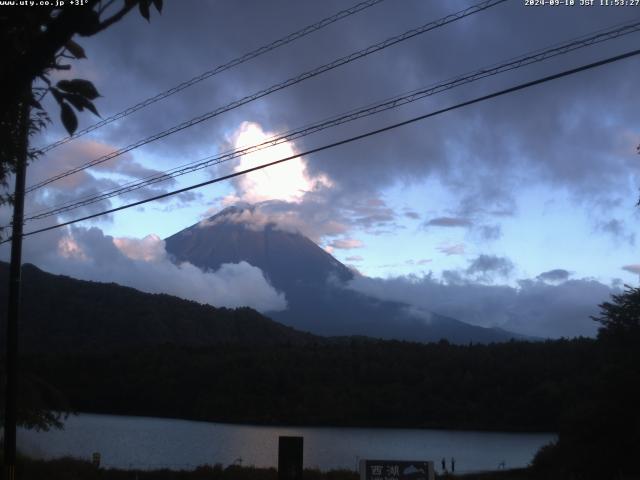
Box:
18 414 555 473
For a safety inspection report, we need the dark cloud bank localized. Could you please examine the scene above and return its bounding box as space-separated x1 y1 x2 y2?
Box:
349 270 612 339
37 0 640 223
348 254 615 339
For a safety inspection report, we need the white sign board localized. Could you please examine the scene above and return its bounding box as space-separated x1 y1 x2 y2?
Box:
359 460 435 480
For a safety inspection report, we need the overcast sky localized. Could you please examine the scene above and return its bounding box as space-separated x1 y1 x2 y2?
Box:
2 0 640 338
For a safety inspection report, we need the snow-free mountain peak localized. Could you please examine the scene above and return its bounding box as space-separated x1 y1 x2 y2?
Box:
165 205 520 343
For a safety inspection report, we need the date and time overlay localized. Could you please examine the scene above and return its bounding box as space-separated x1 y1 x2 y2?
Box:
1 0 640 8
525 0 639 6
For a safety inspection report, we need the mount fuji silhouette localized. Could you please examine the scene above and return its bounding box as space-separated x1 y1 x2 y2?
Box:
165 205 518 343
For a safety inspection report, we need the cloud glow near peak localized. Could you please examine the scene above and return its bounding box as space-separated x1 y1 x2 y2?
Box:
226 122 332 205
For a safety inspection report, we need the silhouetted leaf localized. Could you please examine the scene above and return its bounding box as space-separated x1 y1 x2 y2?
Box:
76 10 101 36
63 93 100 117
60 102 78 135
29 98 43 110
139 0 150 21
63 93 84 112
56 79 100 100
65 40 86 59
152 0 162 13
50 87 64 105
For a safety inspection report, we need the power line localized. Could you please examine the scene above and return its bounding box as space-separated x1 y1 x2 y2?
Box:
25 18 640 219
25 0 508 194
22 18 640 222
7 47 640 244
36 0 388 154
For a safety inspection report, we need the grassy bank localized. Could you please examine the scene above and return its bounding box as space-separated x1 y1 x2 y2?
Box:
9 456 539 480
14 457 352 480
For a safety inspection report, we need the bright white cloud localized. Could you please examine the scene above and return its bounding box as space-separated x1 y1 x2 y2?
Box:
228 122 331 204
2 224 287 313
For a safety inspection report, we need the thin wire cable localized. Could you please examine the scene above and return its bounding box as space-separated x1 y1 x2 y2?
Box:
25 0 508 194
7 46 640 244
23 19 640 222
28 18 640 217
36 0 387 154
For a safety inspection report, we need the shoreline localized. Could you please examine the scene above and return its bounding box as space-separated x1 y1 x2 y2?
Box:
9 455 537 480
19 415 551 474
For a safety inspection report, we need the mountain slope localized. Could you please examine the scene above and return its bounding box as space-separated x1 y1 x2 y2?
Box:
0 262 318 353
165 205 519 343
165 205 353 291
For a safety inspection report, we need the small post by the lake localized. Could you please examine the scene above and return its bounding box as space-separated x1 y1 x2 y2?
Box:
278 436 303 480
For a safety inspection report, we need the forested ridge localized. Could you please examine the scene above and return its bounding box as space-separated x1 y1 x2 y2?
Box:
0 262 317 352
20 338 597 432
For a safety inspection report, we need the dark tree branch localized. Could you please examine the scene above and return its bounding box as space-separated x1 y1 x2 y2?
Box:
0 0 139 109
98 0 118 16
91 2 137 35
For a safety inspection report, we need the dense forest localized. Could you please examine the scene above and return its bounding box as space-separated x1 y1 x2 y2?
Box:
20 338 596 432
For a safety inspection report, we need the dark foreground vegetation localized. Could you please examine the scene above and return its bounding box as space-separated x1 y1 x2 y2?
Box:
2 455 540 480
5 455 635 480
3 456 354 480
19 339 595 432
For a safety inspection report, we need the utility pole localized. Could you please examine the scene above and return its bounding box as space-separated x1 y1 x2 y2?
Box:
4 92 29 480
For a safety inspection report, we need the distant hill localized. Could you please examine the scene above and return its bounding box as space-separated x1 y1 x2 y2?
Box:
165 205 521 344
0 262 318 353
